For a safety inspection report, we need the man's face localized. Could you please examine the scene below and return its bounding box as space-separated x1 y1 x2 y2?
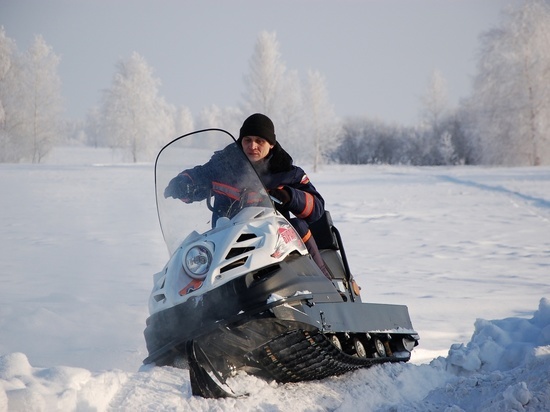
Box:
241 136 274 162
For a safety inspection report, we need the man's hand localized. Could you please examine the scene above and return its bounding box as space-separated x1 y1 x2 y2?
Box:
164 174 193 201
269 187 291 205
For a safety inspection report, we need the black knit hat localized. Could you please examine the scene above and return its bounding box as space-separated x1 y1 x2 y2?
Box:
238 113 276 145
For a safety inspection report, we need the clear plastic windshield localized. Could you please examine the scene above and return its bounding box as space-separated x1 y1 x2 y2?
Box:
155 129 274 255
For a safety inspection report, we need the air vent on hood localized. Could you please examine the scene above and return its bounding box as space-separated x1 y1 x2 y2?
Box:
220 257 248 273
237 233 257 242
226 246 255 260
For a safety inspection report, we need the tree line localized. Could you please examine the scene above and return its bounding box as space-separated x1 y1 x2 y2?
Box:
1 1 549 166
333 0 550 167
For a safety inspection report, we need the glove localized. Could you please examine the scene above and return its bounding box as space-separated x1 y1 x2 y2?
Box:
164 174 193 200
269 187 291 205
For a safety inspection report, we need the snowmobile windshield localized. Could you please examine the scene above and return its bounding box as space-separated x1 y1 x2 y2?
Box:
155 129 274 255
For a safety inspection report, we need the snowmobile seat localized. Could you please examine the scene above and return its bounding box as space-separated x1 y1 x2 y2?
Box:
311 211 353 283
310 211 339 251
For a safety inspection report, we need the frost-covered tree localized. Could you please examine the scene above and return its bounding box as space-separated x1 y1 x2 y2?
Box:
241 31 304 149
0 27 21 162
241 31 286 118
196 104 241 132
240 30 343 165
64 118 87 146
275 69 304 154
418 69 461 165
303 70 341 171
333 118 373 165
83 106 104 148
0 31 63 163
466 0 550 165
100 52 175 162
194 105 242 148
333 115 469 166
241 31 343 161
20 35 65 163
334 118 409 165
175 106 194 136
420 69 449 135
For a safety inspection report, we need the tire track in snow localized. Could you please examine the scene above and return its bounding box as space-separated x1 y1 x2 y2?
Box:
436 174 550 222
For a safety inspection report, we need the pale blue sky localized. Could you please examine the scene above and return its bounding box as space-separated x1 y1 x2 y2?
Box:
1 0 518 124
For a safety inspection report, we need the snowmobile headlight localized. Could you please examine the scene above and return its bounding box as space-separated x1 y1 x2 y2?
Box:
183 245 212 279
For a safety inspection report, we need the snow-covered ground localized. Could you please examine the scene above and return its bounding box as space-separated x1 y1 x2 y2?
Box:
1 146 549 411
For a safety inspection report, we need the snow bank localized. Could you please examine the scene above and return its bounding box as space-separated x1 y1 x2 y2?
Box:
447 297 550 375
424 297 550 411
0 353 127 412
1 299 548 411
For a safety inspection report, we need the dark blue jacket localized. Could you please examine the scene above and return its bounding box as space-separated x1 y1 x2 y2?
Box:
181 142 325 237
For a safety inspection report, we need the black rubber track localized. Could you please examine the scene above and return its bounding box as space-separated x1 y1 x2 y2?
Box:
256 329 406 383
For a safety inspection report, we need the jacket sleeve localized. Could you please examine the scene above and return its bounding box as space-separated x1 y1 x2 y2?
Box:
178 144 239 201
281 167 325 224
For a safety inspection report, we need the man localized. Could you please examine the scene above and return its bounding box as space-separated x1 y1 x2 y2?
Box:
164 113 330 278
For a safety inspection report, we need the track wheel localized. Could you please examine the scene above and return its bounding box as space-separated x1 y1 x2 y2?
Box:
353 337 367 358
329 334 342 351
373 338 386 357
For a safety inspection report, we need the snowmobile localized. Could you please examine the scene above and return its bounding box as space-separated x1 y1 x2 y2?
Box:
143 129 419 398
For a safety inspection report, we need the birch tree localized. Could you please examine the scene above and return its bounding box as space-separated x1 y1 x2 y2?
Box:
303 70 341 170
175 106 194 136
241 31 286 118
20 35 64 163
100 52 175 162
275 69 304 155
0 27 20 162
241 31 340 161
419 69 458 164
0 31 63 162
194 104 242 148
467 0 550 165
420 69 449 135
240 31 305 149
